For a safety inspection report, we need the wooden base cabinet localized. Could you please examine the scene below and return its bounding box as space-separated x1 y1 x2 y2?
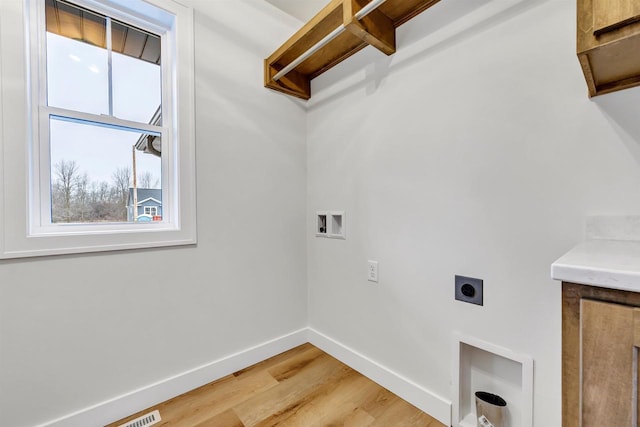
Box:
577 0 640 96
563 282 640 426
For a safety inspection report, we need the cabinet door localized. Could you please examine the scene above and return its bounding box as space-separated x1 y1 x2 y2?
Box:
592 0 640 35
581 299 639 426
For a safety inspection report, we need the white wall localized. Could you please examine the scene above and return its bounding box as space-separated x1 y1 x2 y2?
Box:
0 1 308 426
306 0 640 425
4 0 640 425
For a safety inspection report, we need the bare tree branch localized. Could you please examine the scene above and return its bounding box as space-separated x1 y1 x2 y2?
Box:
52 160 79 222
138 171 159 188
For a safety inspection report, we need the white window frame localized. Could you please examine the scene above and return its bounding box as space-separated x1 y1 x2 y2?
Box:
0 0 196 258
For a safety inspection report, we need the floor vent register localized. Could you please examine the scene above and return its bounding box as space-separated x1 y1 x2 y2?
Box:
117 410 161 427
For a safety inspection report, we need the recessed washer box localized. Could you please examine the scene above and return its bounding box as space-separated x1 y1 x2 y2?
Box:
315 211 345 239
453 335 533 427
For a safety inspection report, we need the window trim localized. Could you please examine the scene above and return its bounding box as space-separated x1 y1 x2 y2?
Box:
0 0 196 258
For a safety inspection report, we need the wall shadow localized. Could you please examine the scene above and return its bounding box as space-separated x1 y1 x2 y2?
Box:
308 0 550 110
594 87 640 166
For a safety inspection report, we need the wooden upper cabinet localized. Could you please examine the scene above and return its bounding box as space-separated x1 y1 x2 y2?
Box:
592 0 640 35
577 0 640 97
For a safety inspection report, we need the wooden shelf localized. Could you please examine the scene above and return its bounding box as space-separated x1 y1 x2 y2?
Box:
264 0 440 100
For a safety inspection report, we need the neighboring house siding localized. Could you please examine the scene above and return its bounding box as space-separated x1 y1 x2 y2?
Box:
126 188 162 222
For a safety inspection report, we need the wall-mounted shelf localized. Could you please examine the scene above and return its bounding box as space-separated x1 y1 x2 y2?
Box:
264 0 440 100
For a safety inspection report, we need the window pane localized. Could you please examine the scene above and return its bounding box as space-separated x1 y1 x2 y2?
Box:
112 52 161 124
49 117 162 224
112 21 162 124
46 0 109 114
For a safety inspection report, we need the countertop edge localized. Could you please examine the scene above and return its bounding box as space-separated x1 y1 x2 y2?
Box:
551 262 640 293
551 239 640 293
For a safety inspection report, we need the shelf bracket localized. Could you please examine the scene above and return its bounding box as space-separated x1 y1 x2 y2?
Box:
265 59 312 100
344 0 396 55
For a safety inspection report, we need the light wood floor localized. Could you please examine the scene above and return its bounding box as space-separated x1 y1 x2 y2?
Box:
107 343 445 427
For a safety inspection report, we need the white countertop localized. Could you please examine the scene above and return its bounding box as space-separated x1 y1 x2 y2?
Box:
551 239 640 293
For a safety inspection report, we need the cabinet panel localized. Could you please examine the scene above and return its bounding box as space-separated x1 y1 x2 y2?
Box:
580 299 635 426
588 35 640 86
563 283 640 427
593 0 640 35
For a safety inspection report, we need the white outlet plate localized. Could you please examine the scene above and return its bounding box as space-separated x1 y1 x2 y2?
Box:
368 260 378 282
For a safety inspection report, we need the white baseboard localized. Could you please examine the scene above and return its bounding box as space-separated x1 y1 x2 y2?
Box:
37 328 308 427
308 328 452 426
37 327 451 427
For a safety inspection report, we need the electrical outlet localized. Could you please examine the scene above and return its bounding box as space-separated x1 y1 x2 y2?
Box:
368 260 378 282
455 275 483 305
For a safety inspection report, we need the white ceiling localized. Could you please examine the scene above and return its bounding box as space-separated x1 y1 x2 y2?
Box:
264 0 328 22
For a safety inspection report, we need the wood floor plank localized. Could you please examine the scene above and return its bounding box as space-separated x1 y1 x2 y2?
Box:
233 343 317 380
104 375 238 427
266 345 326 382
271 370 374 426
106 371 278 427
370 398 442 426
343 407 376 426
356 385 400 419
234 353 353 426
192 408 245 427
163 371 278 426
107 344 445 427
